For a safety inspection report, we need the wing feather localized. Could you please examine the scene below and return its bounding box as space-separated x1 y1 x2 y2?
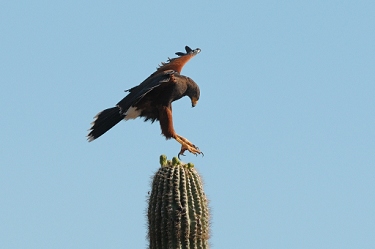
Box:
116 70 175 114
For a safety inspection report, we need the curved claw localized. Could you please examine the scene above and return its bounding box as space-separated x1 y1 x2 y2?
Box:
174 135 203 158
178 154 184 160
178 144 202 159
178 150 186 159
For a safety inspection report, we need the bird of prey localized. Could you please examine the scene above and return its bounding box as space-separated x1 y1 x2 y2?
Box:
87 46 202 158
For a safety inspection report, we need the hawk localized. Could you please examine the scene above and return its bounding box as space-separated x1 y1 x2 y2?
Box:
87 46 202 157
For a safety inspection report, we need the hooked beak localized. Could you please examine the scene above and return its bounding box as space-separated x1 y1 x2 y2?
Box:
191 97 198 107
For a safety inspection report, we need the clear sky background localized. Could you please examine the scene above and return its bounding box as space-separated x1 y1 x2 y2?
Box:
1 1 374 248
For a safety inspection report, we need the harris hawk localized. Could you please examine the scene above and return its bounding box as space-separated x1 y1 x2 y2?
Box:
87 46 202 157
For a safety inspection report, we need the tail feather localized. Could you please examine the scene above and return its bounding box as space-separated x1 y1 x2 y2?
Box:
87 107 123 141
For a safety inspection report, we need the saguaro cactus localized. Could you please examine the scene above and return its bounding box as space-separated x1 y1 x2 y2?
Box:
147 155 210 249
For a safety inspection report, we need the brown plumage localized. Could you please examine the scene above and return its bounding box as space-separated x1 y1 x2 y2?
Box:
87 46 202 157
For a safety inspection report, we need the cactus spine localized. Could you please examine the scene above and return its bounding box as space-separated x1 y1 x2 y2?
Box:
147 155 210 249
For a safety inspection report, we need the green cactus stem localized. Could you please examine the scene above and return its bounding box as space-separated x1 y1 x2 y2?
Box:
160 154 168 167
148 155 210 249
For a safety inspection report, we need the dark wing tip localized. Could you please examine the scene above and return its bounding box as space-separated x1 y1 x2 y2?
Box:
185 46 193 53
175 46 201 56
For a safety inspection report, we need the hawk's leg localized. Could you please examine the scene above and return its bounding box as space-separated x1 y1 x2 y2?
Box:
174 134 202 158
158 105 203 158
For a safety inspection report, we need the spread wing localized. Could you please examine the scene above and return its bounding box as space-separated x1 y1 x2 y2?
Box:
116 70 176 114
156 47 201 74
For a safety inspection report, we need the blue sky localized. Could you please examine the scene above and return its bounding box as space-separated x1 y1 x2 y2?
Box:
1 1 374 248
